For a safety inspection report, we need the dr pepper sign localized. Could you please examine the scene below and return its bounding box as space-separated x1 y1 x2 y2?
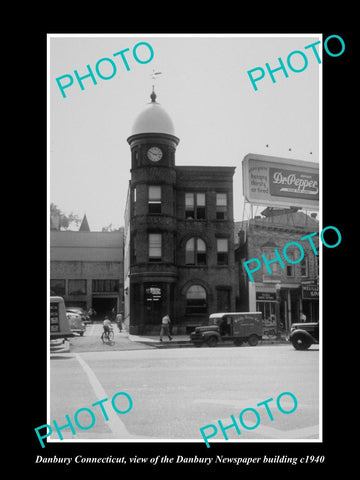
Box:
242 153 319 211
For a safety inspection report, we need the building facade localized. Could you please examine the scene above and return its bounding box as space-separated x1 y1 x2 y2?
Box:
236 212 319 333
50 229 124 319
124 91 238 334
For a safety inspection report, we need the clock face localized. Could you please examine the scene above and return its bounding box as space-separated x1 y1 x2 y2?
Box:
147 146 163 162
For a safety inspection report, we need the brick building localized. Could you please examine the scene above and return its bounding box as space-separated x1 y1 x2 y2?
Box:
236 211 319 332
124 90 238 334
50 225 124 319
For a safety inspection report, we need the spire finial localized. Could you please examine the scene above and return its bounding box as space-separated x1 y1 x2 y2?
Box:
150 85 157 103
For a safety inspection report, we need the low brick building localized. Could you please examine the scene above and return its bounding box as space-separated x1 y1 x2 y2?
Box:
236 211 319 332
50 227 124 319
124 90 238 334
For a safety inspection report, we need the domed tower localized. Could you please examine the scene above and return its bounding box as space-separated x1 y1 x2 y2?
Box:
126 89 180 334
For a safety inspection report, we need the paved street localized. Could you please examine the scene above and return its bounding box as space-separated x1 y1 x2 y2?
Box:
48 325 320 447
63 323 157 352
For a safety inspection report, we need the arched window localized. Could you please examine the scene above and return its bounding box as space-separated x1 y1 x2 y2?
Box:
185 238 206 265
186 285 207 314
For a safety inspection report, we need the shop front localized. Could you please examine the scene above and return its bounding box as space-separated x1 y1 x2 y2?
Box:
301 280 319 322
252 282 317 334
255 291 277 336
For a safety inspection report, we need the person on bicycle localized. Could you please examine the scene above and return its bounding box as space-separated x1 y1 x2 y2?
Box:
103 316 112 335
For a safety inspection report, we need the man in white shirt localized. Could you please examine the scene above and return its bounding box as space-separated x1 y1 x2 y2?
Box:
160 314 172 342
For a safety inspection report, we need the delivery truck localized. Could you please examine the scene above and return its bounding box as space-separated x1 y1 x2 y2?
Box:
190 312 263 347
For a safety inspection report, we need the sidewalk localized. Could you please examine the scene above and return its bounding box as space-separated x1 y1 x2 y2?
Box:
126 332 289 349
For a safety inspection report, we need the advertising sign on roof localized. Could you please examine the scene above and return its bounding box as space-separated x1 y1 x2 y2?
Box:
242 153 319 210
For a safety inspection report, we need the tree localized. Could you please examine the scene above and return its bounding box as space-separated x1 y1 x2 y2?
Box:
101 223 121 232
50 203 81 230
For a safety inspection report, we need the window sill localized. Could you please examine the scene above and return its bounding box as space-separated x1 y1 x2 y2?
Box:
184 264 207 268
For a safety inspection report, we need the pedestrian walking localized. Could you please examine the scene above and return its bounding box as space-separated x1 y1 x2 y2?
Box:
88 307 96 323
160 314 172 342
116 312 124 332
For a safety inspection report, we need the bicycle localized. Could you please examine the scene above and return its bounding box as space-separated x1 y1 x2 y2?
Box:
101 327 114 344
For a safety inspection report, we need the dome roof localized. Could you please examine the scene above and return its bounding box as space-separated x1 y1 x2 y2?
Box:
131 90 176 136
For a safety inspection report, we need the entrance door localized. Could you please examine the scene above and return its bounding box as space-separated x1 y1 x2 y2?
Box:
217 288 231 312
92 297 118 321
145 285 164 325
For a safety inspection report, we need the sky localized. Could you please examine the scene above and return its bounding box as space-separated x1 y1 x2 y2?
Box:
49 34 321 232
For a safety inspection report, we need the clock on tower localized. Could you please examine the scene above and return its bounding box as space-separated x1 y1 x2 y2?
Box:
147 146 163 162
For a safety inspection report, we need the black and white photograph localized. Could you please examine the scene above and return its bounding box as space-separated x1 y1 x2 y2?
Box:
31 30 351 472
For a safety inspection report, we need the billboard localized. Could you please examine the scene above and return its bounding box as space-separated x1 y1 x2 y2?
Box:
242 153 319 210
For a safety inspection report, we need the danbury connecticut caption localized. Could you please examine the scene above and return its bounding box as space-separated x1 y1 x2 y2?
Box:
34 454 325 466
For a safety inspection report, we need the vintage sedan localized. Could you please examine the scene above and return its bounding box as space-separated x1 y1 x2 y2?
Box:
289 322 319 350
66 311 86 336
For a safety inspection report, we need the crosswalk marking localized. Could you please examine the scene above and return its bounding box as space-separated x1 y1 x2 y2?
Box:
74 353 131 437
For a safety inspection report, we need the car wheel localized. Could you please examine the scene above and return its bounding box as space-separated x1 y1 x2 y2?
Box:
248 334 259 346
291 334 311 350
207 336 218 347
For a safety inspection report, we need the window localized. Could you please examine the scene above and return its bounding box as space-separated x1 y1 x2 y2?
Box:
300 256 308 277
132 186 137 216
185 238 206 265
148 185 161 214
149 233 162 262
217 238 229 265
216 193 227 220
68 279 87 295
186 285 207 314
286 251 296 277
50 279 65 296
185 192 206 219
256 302 276 325
92 280 119 293
131 232 137 265
262 249 281 275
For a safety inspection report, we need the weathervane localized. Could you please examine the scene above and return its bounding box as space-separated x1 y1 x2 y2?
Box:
150 69 162 102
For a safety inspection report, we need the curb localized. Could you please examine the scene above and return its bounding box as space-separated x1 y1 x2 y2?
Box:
141 340 194 349
129 338 290 349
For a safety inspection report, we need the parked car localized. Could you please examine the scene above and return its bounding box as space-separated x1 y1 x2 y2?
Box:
50 296 73 340
190 312 263 347
66 311 86 336
66 307 91 324
289 322 319 350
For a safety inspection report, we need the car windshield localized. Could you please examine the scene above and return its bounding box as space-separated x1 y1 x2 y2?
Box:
208 317 223 326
